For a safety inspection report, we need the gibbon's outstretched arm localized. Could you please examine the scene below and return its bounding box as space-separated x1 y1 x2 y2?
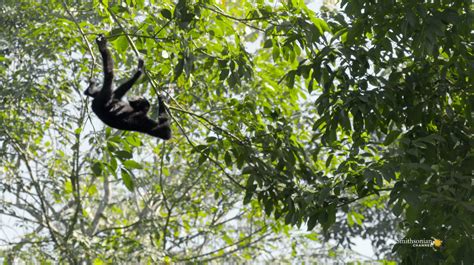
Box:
84 34 171 140
114 59 144 100
97 35 114 99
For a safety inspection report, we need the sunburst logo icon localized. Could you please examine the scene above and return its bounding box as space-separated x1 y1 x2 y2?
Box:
432 237 443 248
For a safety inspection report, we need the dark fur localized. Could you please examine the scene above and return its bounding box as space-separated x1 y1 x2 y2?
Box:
85 35 171 140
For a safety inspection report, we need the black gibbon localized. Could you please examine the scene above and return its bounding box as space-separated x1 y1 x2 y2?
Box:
84 34 171 140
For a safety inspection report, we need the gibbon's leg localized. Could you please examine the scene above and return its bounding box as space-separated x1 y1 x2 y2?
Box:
157 95 169 122
96 34 114 100
145 95 171 140
151 95 171 139
113 59 144 100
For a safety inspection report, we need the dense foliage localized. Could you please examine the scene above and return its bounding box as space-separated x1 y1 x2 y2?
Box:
0 0 472 263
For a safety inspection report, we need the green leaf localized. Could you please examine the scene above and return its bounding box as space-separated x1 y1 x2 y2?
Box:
242 166 253 175
339 109 351 131
384 130 402 146
246 175 255 190
93 258 105 265
304 233 318 242
307 214 318 230
308 79 314 93
243 190 253 204
217 59 227 68
287 70 296 88
123 160 143 170
126 135 142 147
392 201 403 217
121 168 135 191
263 198 273 216
161 9 172 19
192 145 208 152
312 116 326 131
64 180 73 194
222 233 233 244
115 150 133 160
224 151 232 167
325 154 334 168
92 162 102 176
285 211 294 225
263 39 273 48
174 58 184 80
403 190 420 208
115 36 129 53
347 212 355 227
406 205 418 223
206 136 217 142
219 68 229 80
109 28 123 41
272 45 280 61
322 205 336 231
198 154 207 165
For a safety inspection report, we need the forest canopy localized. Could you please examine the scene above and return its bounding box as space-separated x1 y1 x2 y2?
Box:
0 0 472 263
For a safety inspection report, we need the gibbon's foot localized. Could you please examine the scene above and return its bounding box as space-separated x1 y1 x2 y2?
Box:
137 58 144 71
96 34 107 47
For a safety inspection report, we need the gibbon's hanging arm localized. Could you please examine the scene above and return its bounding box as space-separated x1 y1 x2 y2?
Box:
84 34 171 140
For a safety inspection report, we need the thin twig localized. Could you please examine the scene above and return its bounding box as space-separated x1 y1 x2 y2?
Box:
62 1 96 78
